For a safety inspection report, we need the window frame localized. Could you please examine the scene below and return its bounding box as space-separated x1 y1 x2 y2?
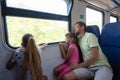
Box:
110 14 118 23
1 0 73 48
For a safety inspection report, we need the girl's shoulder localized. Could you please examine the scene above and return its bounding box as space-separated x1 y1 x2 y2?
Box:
12 47 24 63
15 47 24 56
16 47 23 53
69 44 76 48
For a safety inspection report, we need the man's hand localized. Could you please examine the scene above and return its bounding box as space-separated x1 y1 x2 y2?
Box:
71 63 80 69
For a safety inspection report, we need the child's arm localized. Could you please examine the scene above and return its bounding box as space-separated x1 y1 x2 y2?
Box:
38 43 48 50
59 43 67 51
6 52 16 70
62 43 68 51
59 43 73 60
37 43 48 55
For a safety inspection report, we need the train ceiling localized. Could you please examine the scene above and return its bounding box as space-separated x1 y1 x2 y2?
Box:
84 0 120 16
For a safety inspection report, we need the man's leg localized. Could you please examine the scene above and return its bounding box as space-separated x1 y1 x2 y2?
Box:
94 66 113 80
63 71 78 80
63 68 94 80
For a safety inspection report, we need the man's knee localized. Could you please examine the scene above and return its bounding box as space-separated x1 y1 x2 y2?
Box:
63 74 70 80
63 75 67 80
63 72 78 80
94 66 113 80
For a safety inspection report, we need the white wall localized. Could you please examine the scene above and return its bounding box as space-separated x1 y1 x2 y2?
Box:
71 0 86 27
41 44 64 80
119 16 120 21
0 4 16 80
104 11 110 24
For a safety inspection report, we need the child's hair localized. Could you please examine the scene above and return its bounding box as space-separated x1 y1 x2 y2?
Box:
21 33 42 80
65 32 84 62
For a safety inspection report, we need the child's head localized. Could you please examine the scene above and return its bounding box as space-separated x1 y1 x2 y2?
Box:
65 32 77 44
21 33 34 48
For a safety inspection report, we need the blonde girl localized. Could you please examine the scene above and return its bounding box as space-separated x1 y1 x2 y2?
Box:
6 33 48 80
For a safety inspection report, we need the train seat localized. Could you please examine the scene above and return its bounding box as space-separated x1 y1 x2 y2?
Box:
86 25 100 41
100 22 120 80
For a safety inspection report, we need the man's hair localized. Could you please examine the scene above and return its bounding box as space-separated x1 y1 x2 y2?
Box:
74 21 86 31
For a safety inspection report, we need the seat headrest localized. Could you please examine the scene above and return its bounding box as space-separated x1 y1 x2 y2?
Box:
86 25 100 40
101 22 120 47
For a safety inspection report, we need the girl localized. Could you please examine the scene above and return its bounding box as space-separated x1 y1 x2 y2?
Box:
54 32 83 80
6 33 48 80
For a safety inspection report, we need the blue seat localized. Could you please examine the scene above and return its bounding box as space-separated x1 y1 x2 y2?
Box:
86 25 100 41
100 22 120 80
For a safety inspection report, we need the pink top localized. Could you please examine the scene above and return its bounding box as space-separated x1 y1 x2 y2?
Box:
67 44 80 65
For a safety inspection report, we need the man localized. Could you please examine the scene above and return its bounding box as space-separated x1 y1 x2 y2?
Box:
63 21 113 80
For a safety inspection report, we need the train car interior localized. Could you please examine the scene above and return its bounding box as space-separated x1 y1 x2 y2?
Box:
0 0 120 80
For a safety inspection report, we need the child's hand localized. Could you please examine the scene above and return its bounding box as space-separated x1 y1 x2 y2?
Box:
59 42 63 45
59 42 66 46
43 43 48 48
40 43 48 50
59 43 65 48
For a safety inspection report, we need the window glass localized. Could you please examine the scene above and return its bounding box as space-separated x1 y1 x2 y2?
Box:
2 0 72 47
110 16 117 23
86 7 103 32
6 16 68 47
6 0 67 15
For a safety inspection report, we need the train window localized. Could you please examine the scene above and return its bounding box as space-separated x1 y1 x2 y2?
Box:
86 7 103 32
110 16 117 23
6 16 68 47
6 0 67 15
2 0 73 47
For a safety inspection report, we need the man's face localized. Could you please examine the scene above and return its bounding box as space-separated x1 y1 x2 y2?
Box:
74 24 80 34
74 24 84 35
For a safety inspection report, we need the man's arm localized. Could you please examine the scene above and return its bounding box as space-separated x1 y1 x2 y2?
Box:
72 46 99 69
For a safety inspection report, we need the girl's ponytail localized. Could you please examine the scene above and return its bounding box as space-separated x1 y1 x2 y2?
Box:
27 37 42 80
21 34 42 80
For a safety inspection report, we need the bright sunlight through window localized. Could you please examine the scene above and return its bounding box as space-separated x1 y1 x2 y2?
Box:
6 0 67 15
110 16 117 23
6 16 68 47
3 0 70 47
86 7 103 32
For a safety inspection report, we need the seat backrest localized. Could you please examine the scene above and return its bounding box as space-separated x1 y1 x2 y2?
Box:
101 22 120 47
86 25 100 41
100 22 120 80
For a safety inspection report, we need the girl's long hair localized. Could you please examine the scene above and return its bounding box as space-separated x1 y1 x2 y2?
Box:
21 33 42 80
65 32 84 62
